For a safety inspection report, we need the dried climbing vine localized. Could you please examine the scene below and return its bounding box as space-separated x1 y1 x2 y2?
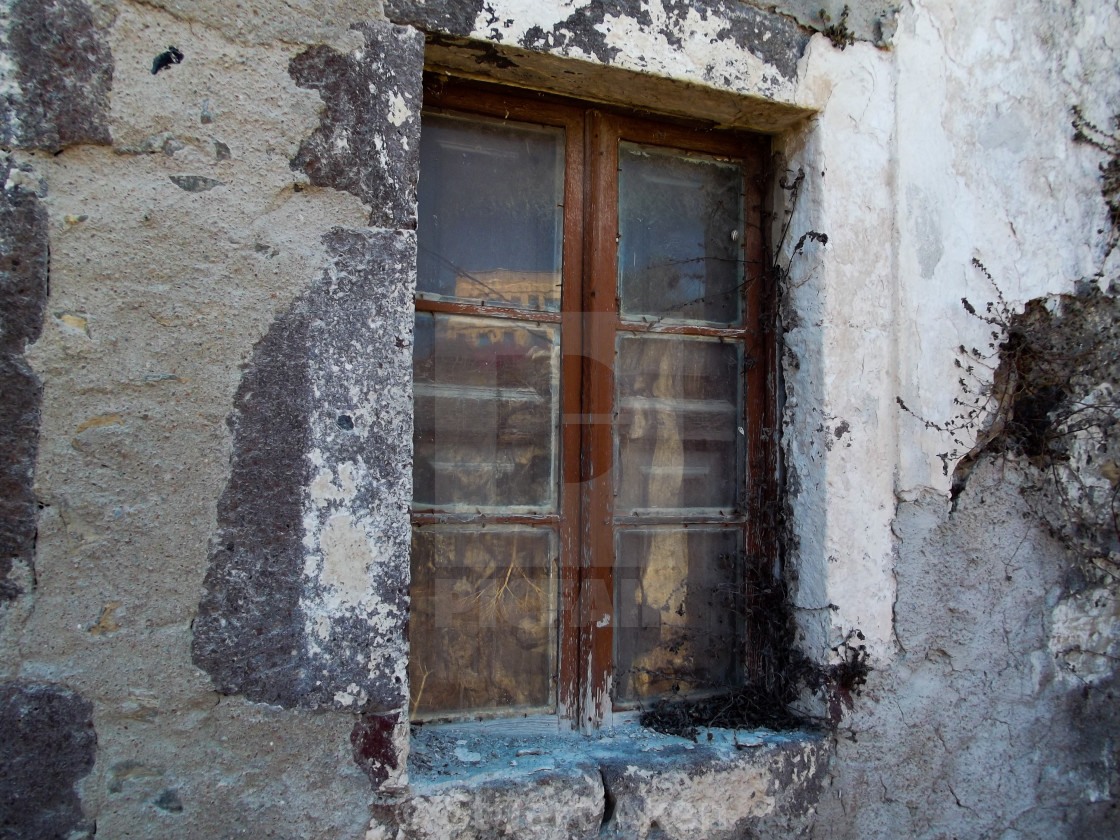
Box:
899 105 1120 585
640 167 869 740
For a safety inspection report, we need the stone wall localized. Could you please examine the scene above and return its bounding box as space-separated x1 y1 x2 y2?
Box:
0 0 1117 838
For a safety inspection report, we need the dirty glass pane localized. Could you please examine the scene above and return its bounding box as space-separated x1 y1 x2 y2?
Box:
618 143 743 325
614 528 744 703
417 113 563 311
615 336 742 513
413 313 560 512
410 527 558 717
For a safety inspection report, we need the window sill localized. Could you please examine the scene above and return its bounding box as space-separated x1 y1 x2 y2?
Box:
384 722 831 840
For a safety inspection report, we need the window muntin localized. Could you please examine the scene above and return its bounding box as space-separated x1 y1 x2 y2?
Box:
410 82 771 728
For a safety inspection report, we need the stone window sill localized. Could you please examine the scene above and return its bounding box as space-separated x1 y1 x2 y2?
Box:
379 722 830 840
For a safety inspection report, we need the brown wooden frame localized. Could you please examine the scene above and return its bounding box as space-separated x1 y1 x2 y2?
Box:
413 76 774 730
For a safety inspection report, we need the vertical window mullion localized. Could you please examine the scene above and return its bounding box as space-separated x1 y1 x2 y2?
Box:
557 107 586 726
579 111 620 729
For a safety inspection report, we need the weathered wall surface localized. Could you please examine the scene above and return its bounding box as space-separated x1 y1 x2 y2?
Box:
1 1 396 836
0 0 1117 838
799 0 1120 836
811 462 1120 839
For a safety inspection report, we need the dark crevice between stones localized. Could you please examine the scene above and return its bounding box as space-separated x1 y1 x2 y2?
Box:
351 711 399 788
598 765 616 835
151 46 184 76
0 155 49 603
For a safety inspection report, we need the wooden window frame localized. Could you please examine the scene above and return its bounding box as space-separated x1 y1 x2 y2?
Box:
412 76 776 731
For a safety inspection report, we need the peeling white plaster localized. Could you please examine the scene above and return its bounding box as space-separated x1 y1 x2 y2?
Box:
373 132 389 177
4 165 41 193
778 37 899 659
386 715 412 791
311 612 331 643
597 4 794 100
374 628 411 692
333 682 369 707
309 461 360 503
317 513 378 605
365 824 393 840
387 91 410 126
301 442 402 658
472 0 592 44
466 0 800 103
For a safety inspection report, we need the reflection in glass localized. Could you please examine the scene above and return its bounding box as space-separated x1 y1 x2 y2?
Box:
410 527 558 717
618 143 744 325
417 114 563 311
614 528 744 702
413 313 560 511
615 336 742 512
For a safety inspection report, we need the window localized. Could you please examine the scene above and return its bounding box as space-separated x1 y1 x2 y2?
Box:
409 79 773 729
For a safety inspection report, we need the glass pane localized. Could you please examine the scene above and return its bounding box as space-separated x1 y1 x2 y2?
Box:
410 527 558 717
615 336 742 513
413 313 560 512
618 143 743 325
614 528 744 703
417 113 563 311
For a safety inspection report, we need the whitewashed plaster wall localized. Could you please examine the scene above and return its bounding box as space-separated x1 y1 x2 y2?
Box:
779 0 1120 665
805 2 1120 836
776 37 900 661
894 0 1120 494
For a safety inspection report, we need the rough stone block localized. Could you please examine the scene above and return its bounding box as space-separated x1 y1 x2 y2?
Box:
192 227 415 712
2 0 113 150
386 0 811 82
0 155 48 601
289 21 424 229
0 680 96 840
